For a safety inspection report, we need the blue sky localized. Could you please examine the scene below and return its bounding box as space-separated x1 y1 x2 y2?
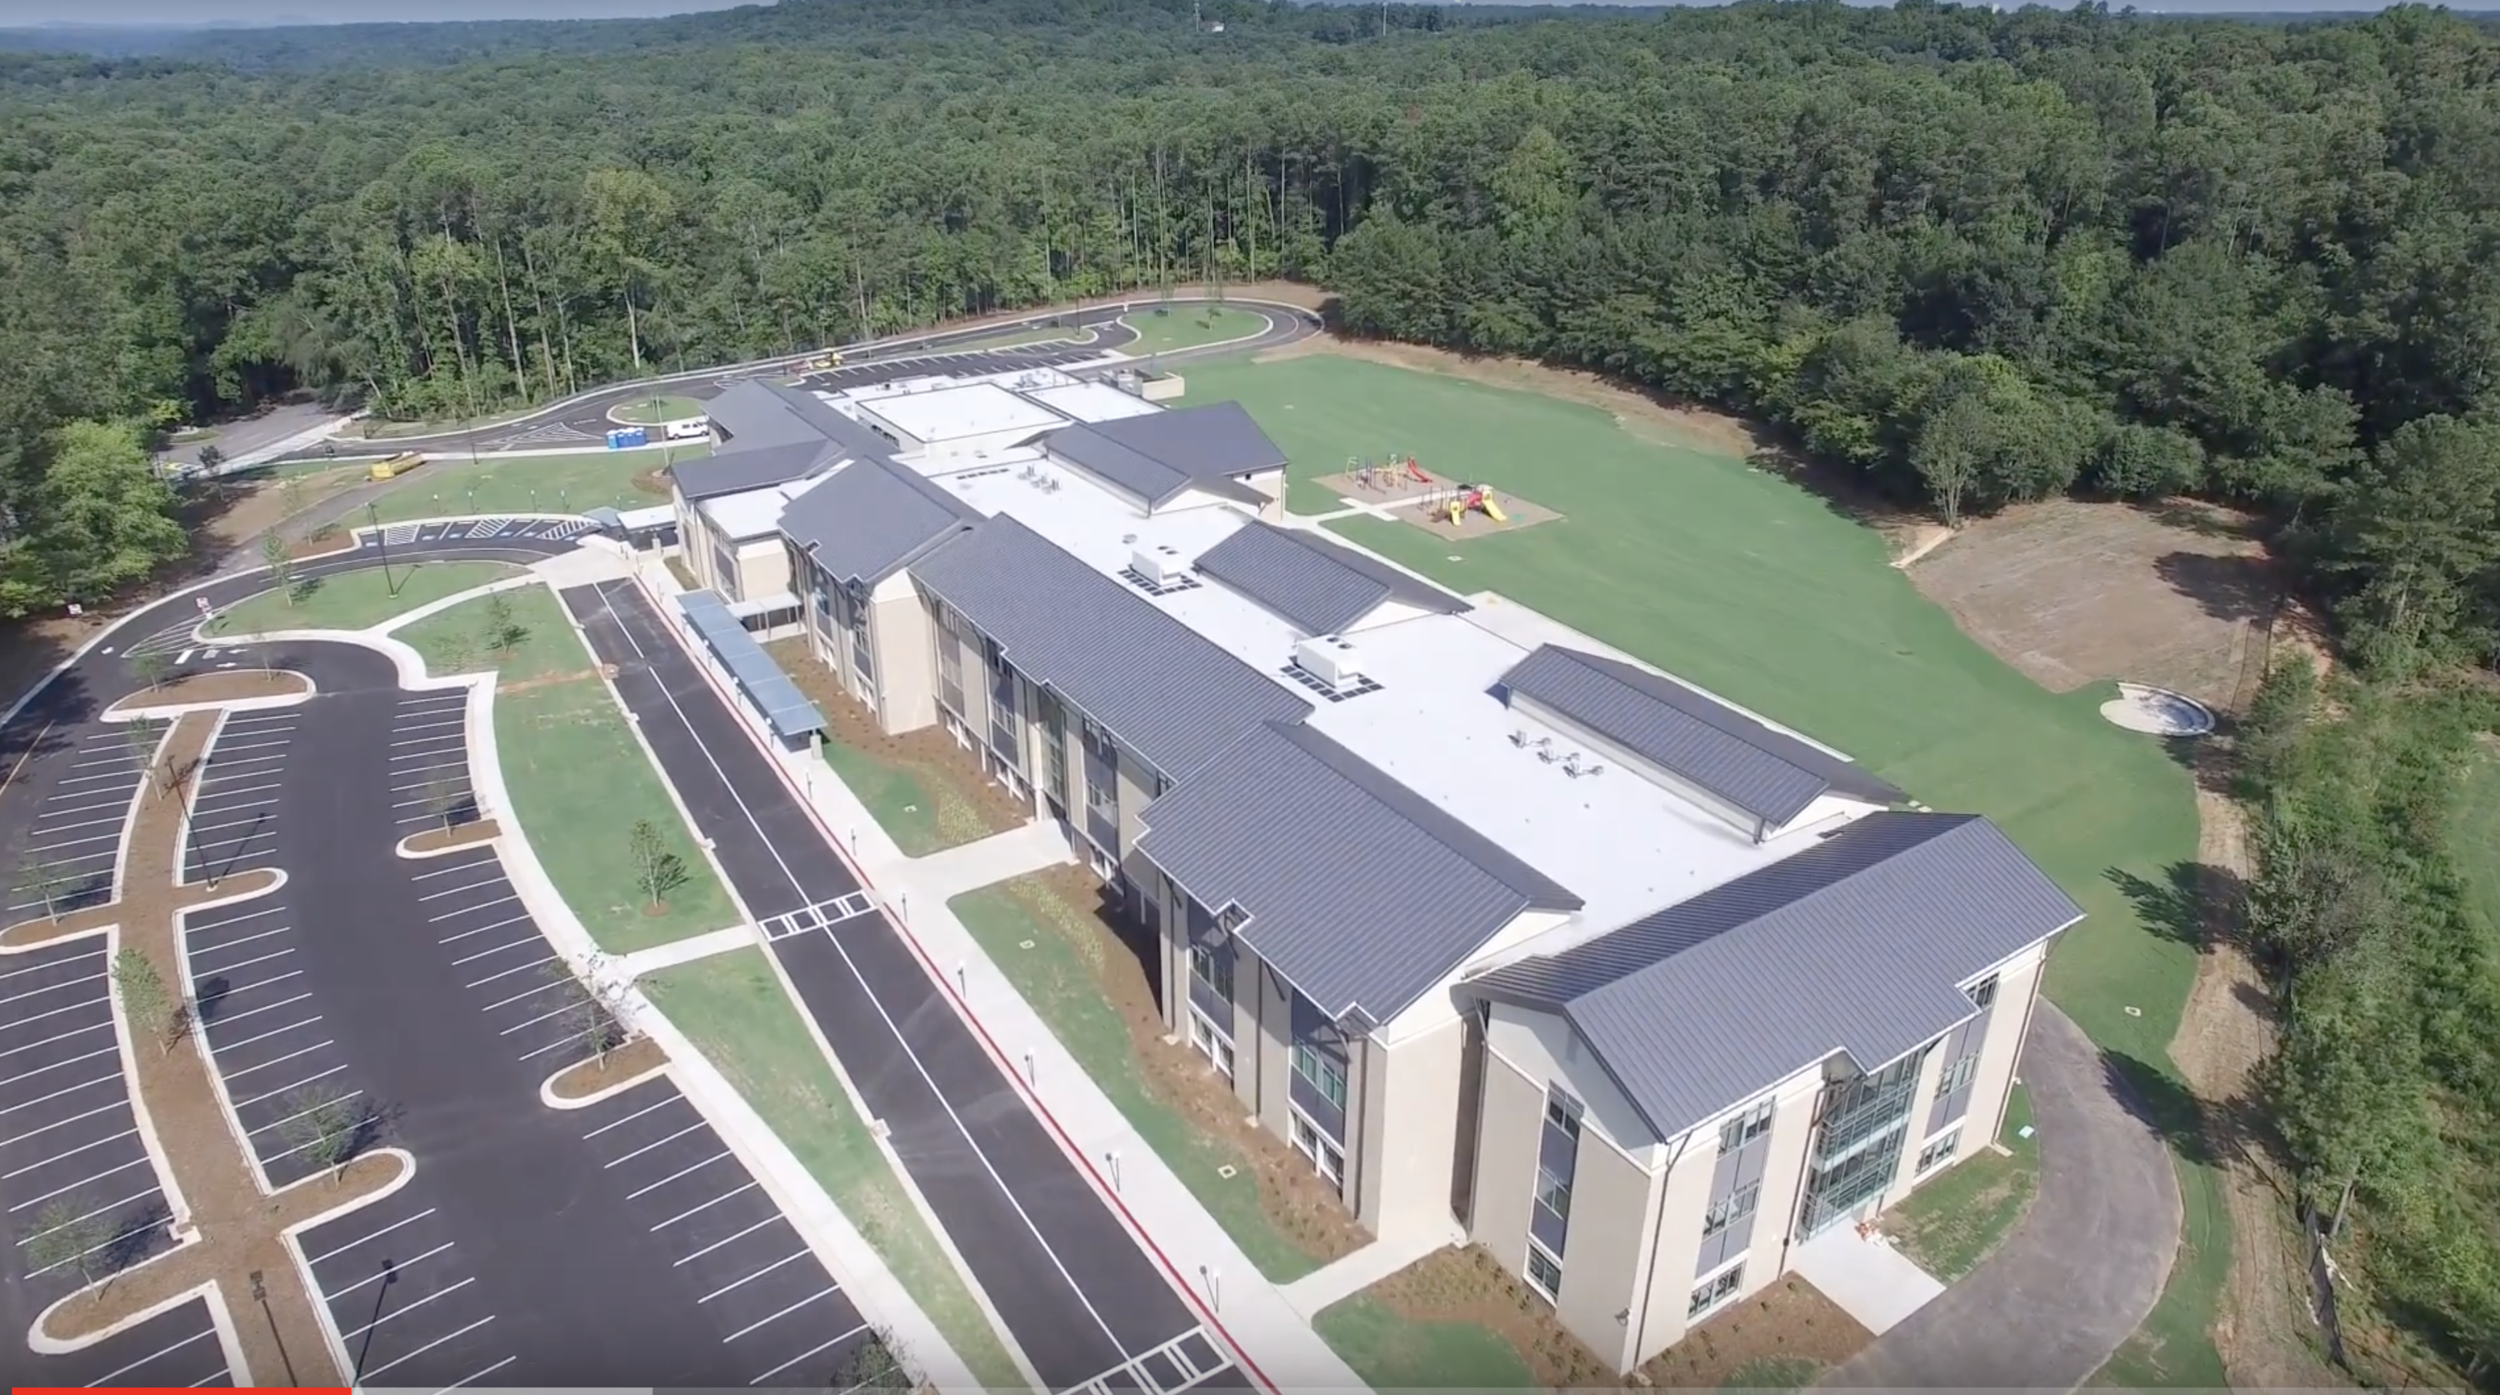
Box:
1 0 2487 26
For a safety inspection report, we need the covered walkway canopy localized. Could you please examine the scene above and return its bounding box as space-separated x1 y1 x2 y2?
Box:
676 588 825 742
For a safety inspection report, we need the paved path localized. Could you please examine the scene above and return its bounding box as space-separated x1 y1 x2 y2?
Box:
1823 1006 2180 1388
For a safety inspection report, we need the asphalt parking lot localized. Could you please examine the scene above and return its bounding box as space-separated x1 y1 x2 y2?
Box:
0 936 232 1387
184 893 368 1190
798 343 1107 395
10 727 150 917
388 690 477 839
570 1080 871 1386
186 708 297 883
404 846 603 1072
373 518 600 550
299 1182 515 1388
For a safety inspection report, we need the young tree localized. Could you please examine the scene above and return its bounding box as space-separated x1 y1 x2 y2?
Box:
259 534 296 606
21 1195 116 1291
627 818 686 910
828 1325 913 1394
479 590 524 660
127 648 171 693
277 1084 370 1183
110 948 182 1055
193 443 224 472
16 852 75 922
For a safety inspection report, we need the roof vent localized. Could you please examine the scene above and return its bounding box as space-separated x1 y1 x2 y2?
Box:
1508 729 1531 748
1535 737 1559 763
1121 533 1138 545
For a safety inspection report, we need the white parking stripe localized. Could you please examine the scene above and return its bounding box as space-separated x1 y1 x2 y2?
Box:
699 1249 810 1304
627 1149 730 1200
249 1088 364 1140
190 903 284 928
723 1287 835 1342
419 876 504 902
187 925 293 961
0 1042 123 1090
7 1153 149 1213
463 953 556 989
321 1241 452 1301
411 857 496 881
676 1214 778 1267
603 1120 707 1169
1 1125 135 1179
234 1063 345 1109
338 1276 476 1341
0 1072 122 1119
583 1094 681 1139
0 1098 129 1150
212 990 314 1028
304 1204 434 1264
431 895 518 923
357 1316 497 1383
223 1040 333 1080
204 969 303 999
17 1184 156 1243
449 937 546 968
439 912 532 945
192 947 291 977
26 830 119 853
92 1324 218 1385
201 779 283 799
747 1325 869 1386
214 1015 323 1054
0 948 103 983
433 1354 518 1392
515 1033 590 1063
0 972 103 1009
499 1000 580 1036
28 814 129 837
650 1180 758 1231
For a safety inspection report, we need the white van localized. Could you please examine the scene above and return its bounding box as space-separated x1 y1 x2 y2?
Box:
663 417 711 442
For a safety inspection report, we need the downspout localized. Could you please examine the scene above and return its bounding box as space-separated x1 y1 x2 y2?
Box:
1625 1130 1693 1370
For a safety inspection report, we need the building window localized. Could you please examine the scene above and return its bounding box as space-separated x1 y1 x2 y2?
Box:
1525 1244 1563 1302
1288 1113 1345 1195
1718 1097 1774 1154
1543 1092 1583 1140
1688 1264 1744 1319
1917 1130 1961 1175
1534 1166 1572 1221
1189 942 1233 1004
1292 1044 1348 1111
1935 1052 1981 1100
1702 1183 1760 1238
1968 974 1999 1010
1188 1010 1235 1081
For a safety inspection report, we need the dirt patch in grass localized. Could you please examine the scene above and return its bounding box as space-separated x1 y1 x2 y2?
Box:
765 638 1026 853
547 1036 667 1101
997 864 1368 1269
502 665 615 696
1905 497 2274 709
401 818 501 856
1312 470 1563 537
286 528 358 563
16 711 395 1383
633 466 673 498
108 670 309 714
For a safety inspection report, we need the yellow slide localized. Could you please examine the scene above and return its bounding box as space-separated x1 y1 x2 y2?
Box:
1481 494 1509 523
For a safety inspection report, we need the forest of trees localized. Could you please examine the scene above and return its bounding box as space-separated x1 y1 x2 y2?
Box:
7 0 2500 1372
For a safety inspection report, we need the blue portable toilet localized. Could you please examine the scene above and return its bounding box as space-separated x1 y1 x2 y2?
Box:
606 426 648 450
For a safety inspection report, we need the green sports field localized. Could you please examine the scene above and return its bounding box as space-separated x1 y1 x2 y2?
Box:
364 446 705 525
1120 306 1264 356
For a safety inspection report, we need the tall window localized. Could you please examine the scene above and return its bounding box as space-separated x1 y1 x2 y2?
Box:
1189 942 1233 1004
1968 974 2000 1010
1292 1044 1347 1111
1718 1098 1774 1154
936 628 964 717
1935 1052 1981 1100
1544 1094 1582 1140
1702 1183 1759 1238
1534 1166 1572 1221
1688 1264 1744 1319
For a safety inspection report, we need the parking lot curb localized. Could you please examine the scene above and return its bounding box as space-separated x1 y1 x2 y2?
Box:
537 1055 666 1111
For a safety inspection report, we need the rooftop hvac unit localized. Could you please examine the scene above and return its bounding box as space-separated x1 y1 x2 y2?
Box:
1294 635 1363 690
1132 545 1187 589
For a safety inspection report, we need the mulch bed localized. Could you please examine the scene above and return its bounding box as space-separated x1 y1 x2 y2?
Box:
547 1036 668 1101
401 818 502 856
763 638 1027 847
1 869 280 951
108 671 308 714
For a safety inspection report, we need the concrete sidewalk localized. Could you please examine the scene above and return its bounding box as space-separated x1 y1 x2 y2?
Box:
1277 1224 1462 1318
620 550 1372 1392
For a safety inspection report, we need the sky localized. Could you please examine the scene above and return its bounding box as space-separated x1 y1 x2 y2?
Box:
0 0 2487 26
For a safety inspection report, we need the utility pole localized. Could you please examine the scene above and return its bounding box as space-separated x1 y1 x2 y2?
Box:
367 502 400 597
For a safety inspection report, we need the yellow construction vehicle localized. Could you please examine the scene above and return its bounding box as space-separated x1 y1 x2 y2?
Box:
368 451 425 481
805 351 845 372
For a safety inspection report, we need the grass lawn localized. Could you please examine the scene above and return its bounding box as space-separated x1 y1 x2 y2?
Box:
1121 306 1262 356
951 878 1340 1281
1312 1295 1539 1390
821 743 950 857
608 394 707 425
206 560 519 637
1178 352 2222 1379
405 584 735 954
364 446 705 524
1883 1086 2038 1282
642 948 1026 1389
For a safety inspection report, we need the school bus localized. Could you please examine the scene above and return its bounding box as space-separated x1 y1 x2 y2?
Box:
368 451 425 481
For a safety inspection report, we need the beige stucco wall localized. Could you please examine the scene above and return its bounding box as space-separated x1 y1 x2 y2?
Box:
1468 1037 1542 1262
735 537 791 600
1366 1017 1467 1242
1901 941 2049 1196
869 585 936 734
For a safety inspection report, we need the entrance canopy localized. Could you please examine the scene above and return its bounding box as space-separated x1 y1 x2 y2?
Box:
676 589 825 741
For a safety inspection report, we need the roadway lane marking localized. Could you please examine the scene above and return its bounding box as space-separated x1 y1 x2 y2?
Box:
92 1324 219 1386
0 1125 135 1178
699 1249 811 1304
747 1325 869 1386
433 1355 519 1392
0 1071 126 1118
186 925 294 961
356 1316 498 1383
722 1286 835 1343
439 912 532 945
463 953 556 989
305 1205 437 1263
602 1120 708 1169
583 1094 681 1139
223 1041 334 1080
337 1276 477 1342
7 1154 149 1213
430 894 519 924
234 1064 346 1110
676 1215 779 1267
321 1241 454 1301
214 1015 323 1054
627 1149 731 1200
0 1042 123 1090
650 1180 758 1230
212 990 315 1028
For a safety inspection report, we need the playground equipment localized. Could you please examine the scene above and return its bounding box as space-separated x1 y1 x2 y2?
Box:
1435 483 1508 527
1406 456 1431 484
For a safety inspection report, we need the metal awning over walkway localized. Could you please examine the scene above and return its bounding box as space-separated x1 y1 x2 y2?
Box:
676 589 825 741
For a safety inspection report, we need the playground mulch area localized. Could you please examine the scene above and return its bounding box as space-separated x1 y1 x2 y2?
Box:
1313 471 1562 538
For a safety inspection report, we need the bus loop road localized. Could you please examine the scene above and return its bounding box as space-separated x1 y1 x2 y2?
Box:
0 532 877 1389
560 577 1252 1395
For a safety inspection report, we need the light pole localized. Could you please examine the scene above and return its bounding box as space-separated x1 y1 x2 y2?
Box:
366 502 400 597
247 1270 296 1385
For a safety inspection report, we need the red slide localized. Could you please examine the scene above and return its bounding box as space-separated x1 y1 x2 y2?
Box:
1405 456 1430 483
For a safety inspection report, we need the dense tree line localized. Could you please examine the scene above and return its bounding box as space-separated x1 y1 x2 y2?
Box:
2238 665 2500 1382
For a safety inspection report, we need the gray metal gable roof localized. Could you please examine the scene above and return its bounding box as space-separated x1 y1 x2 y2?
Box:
702 379 824 451
669 440 835 503
1473 812 2083 1140
1093 401 1286 477
777 456 978 588
1499 645 1904 828
760 381 905 460
1047 429 1193 507
908 515 1312 779
1137 721 1580 1025
1194 520 1473 635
